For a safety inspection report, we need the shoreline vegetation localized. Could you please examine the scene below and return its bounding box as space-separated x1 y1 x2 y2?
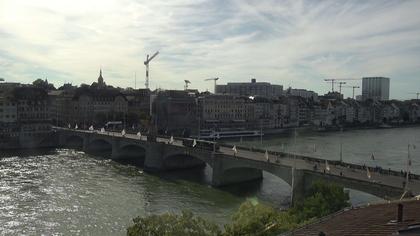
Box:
127 181 350 236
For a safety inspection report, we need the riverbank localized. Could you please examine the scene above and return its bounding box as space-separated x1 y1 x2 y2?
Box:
0 131 57 150
261 123 420 138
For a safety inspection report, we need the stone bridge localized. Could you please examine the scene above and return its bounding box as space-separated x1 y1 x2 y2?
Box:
57 128 420 203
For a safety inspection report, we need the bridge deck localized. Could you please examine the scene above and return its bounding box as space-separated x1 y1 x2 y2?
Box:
57 128 420 196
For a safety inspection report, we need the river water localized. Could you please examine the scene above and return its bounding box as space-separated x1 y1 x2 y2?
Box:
0 127 419 235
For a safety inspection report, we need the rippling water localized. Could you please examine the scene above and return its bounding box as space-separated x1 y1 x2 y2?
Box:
1 127 419 235
0 150 292 235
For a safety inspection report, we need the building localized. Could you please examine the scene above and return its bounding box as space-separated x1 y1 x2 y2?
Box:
0 96 17 123
14 87 52 142
199 94 253 131
152 90 198 136
0 85 19 147
288 199 420 236
123 88 151 120
51 71 130 129
286 88 318 101
215 78 283 98
362 77 390 101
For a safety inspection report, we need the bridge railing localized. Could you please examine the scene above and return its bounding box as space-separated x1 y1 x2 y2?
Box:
217 142 420 181
56 128 420 181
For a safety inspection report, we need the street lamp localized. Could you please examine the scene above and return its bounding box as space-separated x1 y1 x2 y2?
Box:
339 127 343 162
290 128 297 206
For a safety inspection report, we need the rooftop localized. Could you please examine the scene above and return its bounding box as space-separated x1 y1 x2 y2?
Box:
288 199 420 236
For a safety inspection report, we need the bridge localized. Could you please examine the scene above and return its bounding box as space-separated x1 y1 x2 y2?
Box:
56 128 420 203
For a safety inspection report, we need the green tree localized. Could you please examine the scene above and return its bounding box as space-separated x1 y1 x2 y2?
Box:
292 181 350 222
127 181 350 236
223 200 298 236
32 78 56 90
127 211 220 236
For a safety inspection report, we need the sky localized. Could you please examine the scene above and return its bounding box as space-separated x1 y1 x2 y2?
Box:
0 0 419 99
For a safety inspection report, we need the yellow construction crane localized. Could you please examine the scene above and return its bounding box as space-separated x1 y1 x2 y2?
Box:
144 51 159 89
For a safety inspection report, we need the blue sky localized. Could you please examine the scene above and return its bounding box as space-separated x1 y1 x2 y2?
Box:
0 0 419 99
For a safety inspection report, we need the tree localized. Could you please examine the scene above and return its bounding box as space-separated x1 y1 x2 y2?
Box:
291 181 350 222
223 200 298 236
32 78 55 90
126 181 350 236
127 211 220 236
58 83 76 90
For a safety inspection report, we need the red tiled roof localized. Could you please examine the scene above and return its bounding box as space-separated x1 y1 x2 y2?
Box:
289 199 420 236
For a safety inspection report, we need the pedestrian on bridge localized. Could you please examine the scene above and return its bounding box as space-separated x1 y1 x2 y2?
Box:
232 145 237 157
265 150 269 162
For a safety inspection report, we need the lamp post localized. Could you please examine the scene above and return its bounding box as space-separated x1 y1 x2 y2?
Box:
405 143 414 193
339 127 343 162
290 128 297 205
260 120 263 145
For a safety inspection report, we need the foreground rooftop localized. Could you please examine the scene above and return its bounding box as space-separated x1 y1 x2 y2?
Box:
287 198 420 236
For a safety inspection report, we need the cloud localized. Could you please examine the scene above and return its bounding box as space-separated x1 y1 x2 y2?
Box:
0 0 419 99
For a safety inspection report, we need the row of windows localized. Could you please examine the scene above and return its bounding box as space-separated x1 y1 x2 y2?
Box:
19 114 49 119
20 132 50 137
18 107 48 112
0 102 16 106
0 114 16 118
21 125 50 131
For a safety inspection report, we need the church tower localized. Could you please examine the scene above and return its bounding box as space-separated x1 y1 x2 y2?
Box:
98 69 105 87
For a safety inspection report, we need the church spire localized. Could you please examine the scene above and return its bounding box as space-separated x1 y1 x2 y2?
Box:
98 68 104 86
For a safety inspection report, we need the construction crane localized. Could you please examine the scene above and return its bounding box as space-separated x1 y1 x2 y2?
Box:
204 77 219 93
337 82 346 93
184 80 191 90
144 51 159 89
409 92 420 99
343 85 360 99
324 78 361 92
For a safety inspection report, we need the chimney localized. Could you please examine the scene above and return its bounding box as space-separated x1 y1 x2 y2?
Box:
397 203 403 222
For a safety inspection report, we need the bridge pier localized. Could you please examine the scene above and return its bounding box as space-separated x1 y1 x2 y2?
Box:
291 170 306 206
144 142 165 171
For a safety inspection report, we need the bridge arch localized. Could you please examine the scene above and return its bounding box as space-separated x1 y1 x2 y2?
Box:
64 135 84 149
213 155 294 187
115 144 147 166
162 153 207 170
86 138 113 158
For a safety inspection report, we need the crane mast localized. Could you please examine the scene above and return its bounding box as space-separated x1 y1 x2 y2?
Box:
343 85 360 99
324 78 361 93
184 80 191 90
144 51 159 89
409 92 420 100
204 77 219 93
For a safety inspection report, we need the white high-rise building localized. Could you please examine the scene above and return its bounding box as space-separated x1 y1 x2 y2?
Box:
362 77 390 101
